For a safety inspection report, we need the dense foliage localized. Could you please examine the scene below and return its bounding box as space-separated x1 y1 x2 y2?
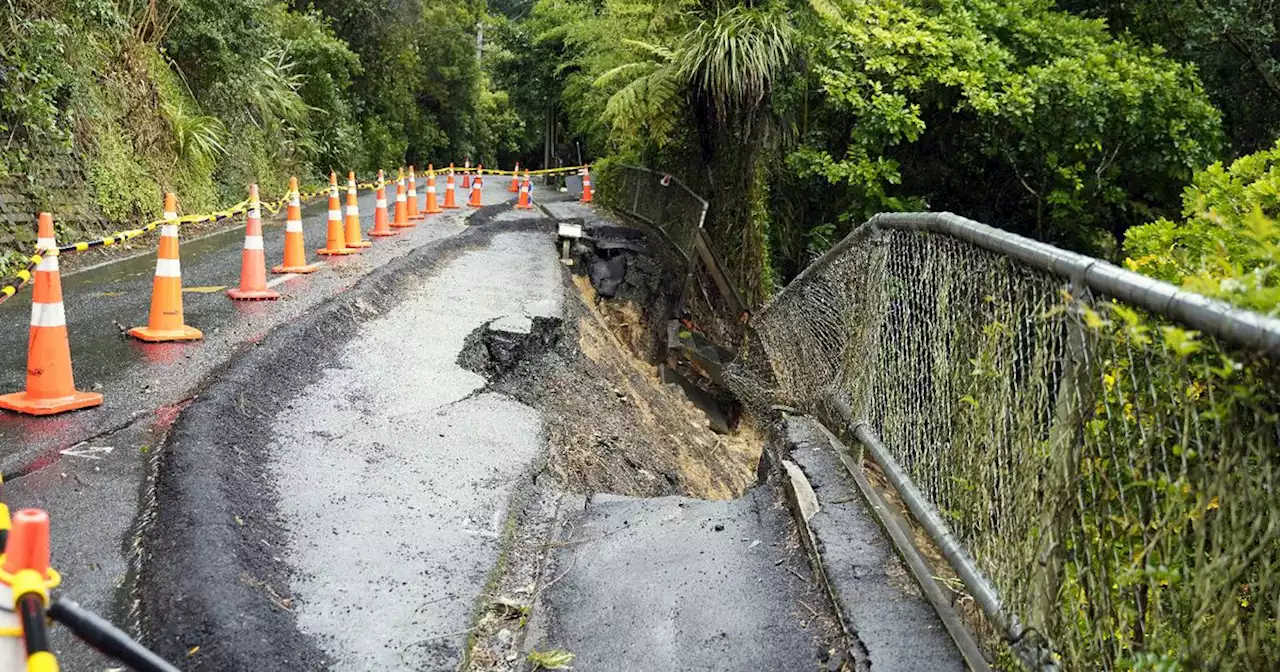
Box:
795 0 1222 253
1063 0 1280 157
1124 141 1280 315
0 0 518 272
504 0 1242 299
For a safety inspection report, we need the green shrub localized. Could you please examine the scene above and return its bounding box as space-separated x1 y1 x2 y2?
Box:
1124 141 1280 315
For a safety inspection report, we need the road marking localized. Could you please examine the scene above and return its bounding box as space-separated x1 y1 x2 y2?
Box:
60 445 114 460
267 261 326 288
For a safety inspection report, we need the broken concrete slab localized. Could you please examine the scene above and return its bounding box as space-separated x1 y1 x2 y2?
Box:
783 459 820 524
491 314 534 334
784 416 967 672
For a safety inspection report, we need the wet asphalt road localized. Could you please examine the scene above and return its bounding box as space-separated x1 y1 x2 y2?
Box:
0 181 512 474
272 229 562 668
0 178 525 669
534 491 836 671
0 180 935 671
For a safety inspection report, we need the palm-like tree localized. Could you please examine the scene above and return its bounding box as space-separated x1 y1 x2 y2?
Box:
596 1 797 301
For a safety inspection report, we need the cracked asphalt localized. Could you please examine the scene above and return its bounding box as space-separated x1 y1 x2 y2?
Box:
272 229 562 669
0 179 944 672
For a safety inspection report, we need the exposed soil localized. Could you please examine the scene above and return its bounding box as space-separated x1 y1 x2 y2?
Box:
470 269 762 501
449 204 848 672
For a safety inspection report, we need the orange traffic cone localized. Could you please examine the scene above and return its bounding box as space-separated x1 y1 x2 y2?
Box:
274 177 320 273
228 184 281 300
345 172 373 249
1 508 56 669
369 170 397 237
468 166 484 207
424 165 443 214
462 157 472 189
508 162 521 193
581 165 594 203
4 508 51 578
407 166 423 221
317 173 354 255
129 193 203 342
443 164 460 209
515 170 534 210
393 169 415 228
0 214 104 415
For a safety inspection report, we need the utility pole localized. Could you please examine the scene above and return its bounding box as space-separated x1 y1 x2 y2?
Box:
544 105 554 184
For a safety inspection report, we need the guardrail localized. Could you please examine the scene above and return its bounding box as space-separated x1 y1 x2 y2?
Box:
728 212 1280 669
598 164 747 348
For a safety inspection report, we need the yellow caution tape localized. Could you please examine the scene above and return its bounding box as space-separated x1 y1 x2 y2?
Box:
451 165 587 177
0 186 326 306
0 163 582 305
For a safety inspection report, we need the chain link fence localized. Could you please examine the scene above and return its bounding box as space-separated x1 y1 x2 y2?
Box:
727 212 1280 669
597 164 747 348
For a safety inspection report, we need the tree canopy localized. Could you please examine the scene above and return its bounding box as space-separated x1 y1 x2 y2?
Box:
0 0 1276 307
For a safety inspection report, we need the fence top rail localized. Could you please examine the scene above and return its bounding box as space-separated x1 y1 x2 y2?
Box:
760 211 1280 359
614 164 710 215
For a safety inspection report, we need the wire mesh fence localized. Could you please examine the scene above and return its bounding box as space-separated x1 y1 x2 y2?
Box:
727 213 1280 669
597 164 747 348
601 164 706 262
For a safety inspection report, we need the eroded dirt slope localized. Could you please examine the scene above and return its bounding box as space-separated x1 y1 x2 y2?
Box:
477 272 761 501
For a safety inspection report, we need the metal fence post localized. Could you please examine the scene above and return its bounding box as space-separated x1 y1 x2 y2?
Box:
1028 279 1093 665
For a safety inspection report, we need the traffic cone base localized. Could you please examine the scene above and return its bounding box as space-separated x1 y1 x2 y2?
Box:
272 261 320 274
226 287 281 300
316 246 356 256
0 389 103 416
128 324 203 343
369 230 398 237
